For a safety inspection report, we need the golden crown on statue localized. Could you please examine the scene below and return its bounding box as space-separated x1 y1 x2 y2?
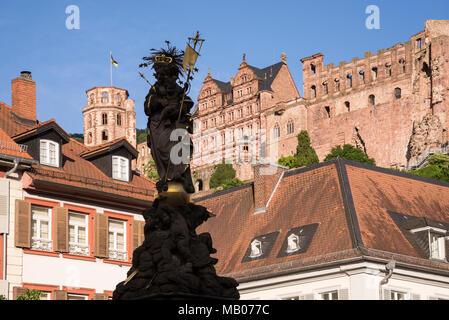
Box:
153 54 173 64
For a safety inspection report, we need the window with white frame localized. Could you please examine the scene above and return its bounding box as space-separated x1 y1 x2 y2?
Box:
31 205 52 251
108 219 127 261
391 291 406 300
320 290 338 300
112 156 129 181
40 292 51 300
67 294 88 300
40 139 59 167
430 233 446 260
68 211 89 255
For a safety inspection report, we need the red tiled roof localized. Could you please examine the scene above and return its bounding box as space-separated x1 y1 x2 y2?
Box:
0 101 35 137
195 160 449 280
0 127 33 159
79 137 137 159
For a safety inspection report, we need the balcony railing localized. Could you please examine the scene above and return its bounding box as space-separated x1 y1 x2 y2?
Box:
31 238 53 251
69 243 90 256
108 249 127 261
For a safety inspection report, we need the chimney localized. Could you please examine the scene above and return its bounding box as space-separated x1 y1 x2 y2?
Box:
253 163 287 214
11 71 36 122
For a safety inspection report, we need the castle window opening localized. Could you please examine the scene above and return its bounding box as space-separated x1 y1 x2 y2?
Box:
399 58 406 73
345 101 350 112
311 85 317 99
371 67 378 80
89 94 95 105
359 70 365 84
369 94 375 106
102 130 108 141
247 87 252 95
101 92 108 103
346 74 352 88
417 38 422 49
322 82 328 95
274 123 280 139
196 179 203 191
334 78 340 92
325 106 331 118
395 88 402 99
385 63 392 77
287 120 294 134
87 114 92 129
117 114 122 126
311 64 316 74
88 132 92 144
102 113 108 125
239 109 243 118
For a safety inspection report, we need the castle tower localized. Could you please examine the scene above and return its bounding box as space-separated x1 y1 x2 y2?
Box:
82 86 136 148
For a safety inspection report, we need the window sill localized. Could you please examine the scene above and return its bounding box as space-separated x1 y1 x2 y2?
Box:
62 253 96 262
23 249 60 257
103 259 132 266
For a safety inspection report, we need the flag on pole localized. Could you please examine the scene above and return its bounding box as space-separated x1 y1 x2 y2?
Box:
183 43 199 74
110 54 118 67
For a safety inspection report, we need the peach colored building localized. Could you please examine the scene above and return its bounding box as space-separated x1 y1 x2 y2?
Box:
192 20 449 191
82 87 136 148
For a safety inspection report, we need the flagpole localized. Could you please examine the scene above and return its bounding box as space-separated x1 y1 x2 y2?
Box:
110 51 113 86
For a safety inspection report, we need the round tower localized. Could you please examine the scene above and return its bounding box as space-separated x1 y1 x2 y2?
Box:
82 86 136 147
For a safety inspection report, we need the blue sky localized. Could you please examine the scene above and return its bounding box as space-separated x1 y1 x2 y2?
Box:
1 0 449 134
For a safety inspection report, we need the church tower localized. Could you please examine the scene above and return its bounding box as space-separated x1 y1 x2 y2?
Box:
82 86 136 148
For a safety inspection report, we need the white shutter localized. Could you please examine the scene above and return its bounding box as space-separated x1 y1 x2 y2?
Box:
0 179 9 233
40 140 48 163
112 157 118 179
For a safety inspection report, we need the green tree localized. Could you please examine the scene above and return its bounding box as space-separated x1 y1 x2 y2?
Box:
70 133 84 144
324 144 375 165
210 162 244 191
0 294 6 300
136 129 147 145
408 153 449 182
16 289 43 300
144 158 159 180
277 130 319 169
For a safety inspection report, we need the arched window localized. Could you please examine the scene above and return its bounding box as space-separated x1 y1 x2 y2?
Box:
273 123 280 139
385 63 392 77
102 130 108 141
102 113 108 125
346 74 352 88
311 85 317 99
322 81 328 95
196 179 204 191
369 94 375 106
345 101 350 112
359 70 365 84
334 78 340 91
101 92 108 103
325 106 331 118
371 67 378 80
399 58 406 73
395 87 402 99
117 114 122 126
287 119 294 134
310 64 316 74
88 132 92 144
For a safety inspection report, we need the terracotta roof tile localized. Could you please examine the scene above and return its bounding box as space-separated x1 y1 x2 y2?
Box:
0 127 33 159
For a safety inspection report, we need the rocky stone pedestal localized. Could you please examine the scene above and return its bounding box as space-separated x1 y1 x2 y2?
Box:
113 199 239 300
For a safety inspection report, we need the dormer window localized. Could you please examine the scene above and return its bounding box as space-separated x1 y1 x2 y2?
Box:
250 239 262 258
286 233 300 253
40 139 59 167
430 233 446 260
112 156 129 181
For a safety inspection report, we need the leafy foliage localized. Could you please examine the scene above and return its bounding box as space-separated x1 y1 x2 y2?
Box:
70 133 84 144
0 294 5 300
136 128 147 145
408 153 449 182
144 158 159 180
324 144 375 165
210 162 244 191
277 130 319 169
16 289 43 300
